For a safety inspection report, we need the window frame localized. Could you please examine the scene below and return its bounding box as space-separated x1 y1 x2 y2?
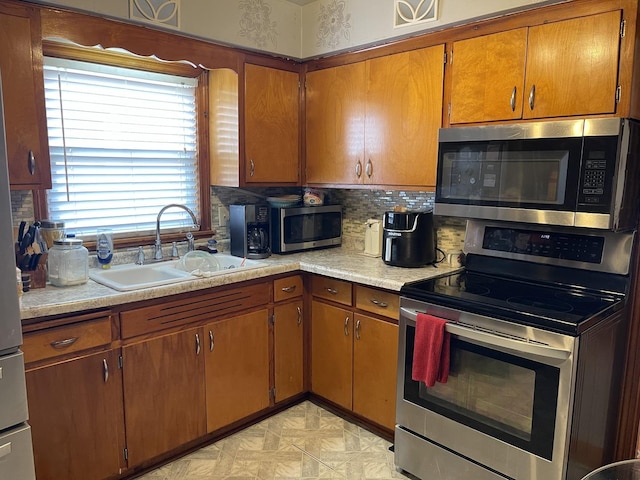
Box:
35 41 213 249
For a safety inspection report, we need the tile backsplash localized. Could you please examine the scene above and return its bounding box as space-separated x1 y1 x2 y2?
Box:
211 186 466 255
10 186 467 256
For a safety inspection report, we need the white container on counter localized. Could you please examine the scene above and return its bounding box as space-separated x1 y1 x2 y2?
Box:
364 219 383 257
47 237 89 287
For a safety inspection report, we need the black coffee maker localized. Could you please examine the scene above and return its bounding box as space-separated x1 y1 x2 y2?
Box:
230 204 271 259
382 209 436 267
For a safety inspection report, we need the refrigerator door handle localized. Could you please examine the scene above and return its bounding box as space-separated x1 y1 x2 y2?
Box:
0 440 11 459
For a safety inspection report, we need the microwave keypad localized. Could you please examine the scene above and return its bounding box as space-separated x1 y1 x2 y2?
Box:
583 159 606 197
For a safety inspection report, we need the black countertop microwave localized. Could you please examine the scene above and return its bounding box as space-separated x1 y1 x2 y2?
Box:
434 118 640 231
270 204 342 254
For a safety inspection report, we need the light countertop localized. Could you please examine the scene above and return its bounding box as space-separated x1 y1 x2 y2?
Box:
20 248 460 320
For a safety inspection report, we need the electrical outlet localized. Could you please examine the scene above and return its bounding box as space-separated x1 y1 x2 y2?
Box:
218 206 229 227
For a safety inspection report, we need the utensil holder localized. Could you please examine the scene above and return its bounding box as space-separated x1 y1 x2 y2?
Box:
30 264 47 289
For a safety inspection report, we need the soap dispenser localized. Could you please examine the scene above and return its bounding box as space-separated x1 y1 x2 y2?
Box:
364 219 383 257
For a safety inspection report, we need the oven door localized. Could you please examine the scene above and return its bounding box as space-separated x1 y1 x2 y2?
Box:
396 298 577 480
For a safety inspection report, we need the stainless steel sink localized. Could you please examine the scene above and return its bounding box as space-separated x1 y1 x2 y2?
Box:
89 254 267 291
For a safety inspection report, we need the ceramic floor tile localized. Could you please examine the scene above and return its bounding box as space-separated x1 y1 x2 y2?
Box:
137 401 410 480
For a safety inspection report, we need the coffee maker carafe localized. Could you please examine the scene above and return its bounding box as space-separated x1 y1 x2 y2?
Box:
230 204 270 259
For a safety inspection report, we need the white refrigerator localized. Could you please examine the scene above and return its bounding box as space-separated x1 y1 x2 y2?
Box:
0 71 36 479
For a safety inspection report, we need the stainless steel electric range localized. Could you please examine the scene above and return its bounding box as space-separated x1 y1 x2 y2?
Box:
395 219 635 480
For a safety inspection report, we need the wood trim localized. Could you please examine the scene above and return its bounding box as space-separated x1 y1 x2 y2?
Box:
39 6 240 71
616 232 640 459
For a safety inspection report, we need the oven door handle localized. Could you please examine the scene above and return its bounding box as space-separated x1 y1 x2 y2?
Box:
400 308 571 361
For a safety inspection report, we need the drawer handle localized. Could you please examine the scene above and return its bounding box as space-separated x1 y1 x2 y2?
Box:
249 159 255 177
209 330 214 352
195 333 201 355
355 160 362 178
510 86 517 112
297 306 302 325
355 319 361 340
326 287 338 295
51 337 79 349
344 317 350 336
370 299 388 308
103 359 109 383
281 285 297 293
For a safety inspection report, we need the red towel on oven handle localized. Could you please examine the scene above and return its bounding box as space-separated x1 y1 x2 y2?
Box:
411 313 450 387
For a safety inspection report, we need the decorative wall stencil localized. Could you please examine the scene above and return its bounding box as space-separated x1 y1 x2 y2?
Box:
394 0 438 28
238 0 278 49
316 0 352 49
129 0 180 29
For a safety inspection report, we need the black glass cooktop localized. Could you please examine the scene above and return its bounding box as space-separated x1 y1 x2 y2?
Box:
401 270 623 335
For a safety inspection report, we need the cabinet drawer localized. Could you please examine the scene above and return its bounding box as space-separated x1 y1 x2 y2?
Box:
355 285 399 320
23 317 112 364
311 276 352 306
121 282 271 339
274 275 303 302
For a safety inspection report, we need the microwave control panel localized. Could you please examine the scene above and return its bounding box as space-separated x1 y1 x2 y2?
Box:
577 136 618 212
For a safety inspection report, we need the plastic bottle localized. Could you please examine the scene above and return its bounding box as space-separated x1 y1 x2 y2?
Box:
97 229 113 269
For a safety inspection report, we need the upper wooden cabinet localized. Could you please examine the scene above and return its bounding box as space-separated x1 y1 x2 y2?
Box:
0 2 51 189
449 10 623 124
244 63 300 185
306 45 444 188
306 62 366 185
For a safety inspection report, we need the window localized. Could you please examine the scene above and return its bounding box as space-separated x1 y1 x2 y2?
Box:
43 56 201 238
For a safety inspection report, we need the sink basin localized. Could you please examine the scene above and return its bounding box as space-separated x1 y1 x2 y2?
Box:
89 260 193 291
89 254 267 291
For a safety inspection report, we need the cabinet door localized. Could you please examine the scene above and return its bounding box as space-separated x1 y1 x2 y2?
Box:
205 309 270 433
306 62 366 185
122 327 206 466
449 29 527 124
244 64 299 184
311 300 353 410
353 314 398 431
26 349 125 480
0 3 51 188
274 300 304 402
366 45 444 187
524 10 621 119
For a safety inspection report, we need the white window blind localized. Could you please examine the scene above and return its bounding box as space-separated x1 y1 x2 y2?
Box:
43 57 200 238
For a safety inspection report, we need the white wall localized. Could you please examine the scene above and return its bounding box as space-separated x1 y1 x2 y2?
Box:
26 0 566 60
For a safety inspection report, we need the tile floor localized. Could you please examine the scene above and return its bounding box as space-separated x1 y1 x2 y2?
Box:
136 400 411 480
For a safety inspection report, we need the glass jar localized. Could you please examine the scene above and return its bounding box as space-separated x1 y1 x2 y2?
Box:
48 237 89 287
40 220 65 250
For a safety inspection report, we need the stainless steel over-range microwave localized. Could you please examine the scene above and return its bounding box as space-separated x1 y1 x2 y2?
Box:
434 118 640 231
270 204 342 254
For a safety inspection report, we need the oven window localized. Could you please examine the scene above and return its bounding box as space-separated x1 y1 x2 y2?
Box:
404 328 560 460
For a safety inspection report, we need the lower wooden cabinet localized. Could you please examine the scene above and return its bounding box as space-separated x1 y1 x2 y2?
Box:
311 280 399 431
352 313 398 430
122 326 206 466
274 300 304 402
205 309 270 432
25 348 125 480
311 301 353 410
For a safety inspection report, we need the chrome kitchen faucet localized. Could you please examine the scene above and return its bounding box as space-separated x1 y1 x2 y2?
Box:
154 204 199 261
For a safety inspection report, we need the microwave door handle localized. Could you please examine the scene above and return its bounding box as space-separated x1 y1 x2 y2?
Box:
400 307 570 361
